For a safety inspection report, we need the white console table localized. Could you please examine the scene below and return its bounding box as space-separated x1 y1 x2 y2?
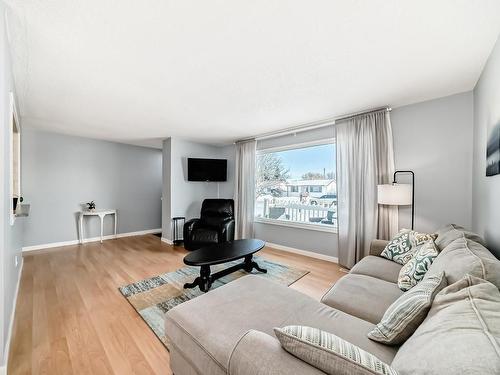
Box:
79 209 117 244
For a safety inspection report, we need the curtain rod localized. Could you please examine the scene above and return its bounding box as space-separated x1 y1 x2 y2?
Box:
235 106 391 143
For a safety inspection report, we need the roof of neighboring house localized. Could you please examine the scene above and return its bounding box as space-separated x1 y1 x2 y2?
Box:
286 179 336 186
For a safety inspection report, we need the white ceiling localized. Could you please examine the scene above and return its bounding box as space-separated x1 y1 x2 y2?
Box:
5 0 500 148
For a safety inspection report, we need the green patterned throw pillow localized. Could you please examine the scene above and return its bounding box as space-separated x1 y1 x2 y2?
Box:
368 271 446 345
381 229 437 265
398 241 440 291
275 326 398 375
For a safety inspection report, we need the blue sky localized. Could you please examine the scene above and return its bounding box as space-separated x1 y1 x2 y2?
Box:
277 144 336 179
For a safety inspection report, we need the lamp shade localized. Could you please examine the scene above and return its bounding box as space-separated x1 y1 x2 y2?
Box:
377 184 412 205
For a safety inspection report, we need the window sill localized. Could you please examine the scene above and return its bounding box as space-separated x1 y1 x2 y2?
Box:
254 217 338 234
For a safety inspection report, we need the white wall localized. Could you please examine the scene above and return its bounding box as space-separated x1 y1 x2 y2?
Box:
0 1 23 368
161 138 235 241
391 92 474 233
22 128 162 247
171 139 234 219
472 34 500 258
162 138 172 241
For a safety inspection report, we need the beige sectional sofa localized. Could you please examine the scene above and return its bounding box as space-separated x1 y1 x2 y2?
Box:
165 224 500 374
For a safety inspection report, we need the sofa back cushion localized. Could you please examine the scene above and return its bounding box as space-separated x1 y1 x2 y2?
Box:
427 236 500 289
434 224 485 251
391 275 500 375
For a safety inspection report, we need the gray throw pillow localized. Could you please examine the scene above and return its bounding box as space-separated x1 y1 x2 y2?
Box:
381 229 437 265
274 326 398 375
368 271 446 345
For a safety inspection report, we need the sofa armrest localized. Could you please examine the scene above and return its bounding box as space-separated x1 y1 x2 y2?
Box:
228 330 325 375
369 239 389 256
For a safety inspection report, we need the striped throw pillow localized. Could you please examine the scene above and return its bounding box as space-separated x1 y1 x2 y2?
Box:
275 326 398 375
368 272 446 345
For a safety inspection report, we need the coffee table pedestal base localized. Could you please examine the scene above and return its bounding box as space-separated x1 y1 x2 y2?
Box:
184 255 267 293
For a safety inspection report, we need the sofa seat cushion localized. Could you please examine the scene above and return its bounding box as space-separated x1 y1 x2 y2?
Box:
428 236 500 289
392 275 500 375
321 274 404 324
434 224 485 251
350 256 403 284
165 275 398 375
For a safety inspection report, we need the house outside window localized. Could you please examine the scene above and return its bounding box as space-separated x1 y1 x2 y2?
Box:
255 141 337 231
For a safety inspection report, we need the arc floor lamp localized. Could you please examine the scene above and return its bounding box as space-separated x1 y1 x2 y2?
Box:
377 170 415 230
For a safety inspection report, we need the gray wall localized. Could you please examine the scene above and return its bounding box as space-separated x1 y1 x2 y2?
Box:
255 126 338 258
391 92 474 233
22 128 162 247
254 222 338 257
472 34 500 258
161 137 235 241
0 1 24 366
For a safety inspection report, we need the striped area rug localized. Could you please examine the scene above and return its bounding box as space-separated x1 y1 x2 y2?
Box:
119 257 309 347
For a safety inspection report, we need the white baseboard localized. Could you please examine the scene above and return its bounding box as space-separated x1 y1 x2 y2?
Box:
160 237 173 245
22 228 162 252
2 257 23 372
265 242 338 263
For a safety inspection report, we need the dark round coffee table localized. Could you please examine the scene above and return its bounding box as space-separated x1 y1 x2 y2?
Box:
183 239 267 292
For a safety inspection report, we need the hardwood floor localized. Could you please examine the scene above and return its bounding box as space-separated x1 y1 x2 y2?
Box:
8 234 345 375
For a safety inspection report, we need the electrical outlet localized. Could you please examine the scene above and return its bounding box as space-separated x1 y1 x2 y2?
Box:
15 255 19 268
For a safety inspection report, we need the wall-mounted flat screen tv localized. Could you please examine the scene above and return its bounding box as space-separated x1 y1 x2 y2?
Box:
188 158 227 182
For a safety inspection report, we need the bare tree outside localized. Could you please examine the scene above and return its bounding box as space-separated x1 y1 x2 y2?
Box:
256 153 290 198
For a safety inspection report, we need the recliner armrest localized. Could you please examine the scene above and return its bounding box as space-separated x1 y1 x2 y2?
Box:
228 330 325 375
183 218 201 248
370 239 390 257
184 218 201 232
219 218 235 241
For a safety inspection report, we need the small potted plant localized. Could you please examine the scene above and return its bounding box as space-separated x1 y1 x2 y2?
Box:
13 196 23 212
86 200 96 211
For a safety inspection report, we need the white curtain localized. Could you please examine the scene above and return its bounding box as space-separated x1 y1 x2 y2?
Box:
234 139 256 239
336 111 398 269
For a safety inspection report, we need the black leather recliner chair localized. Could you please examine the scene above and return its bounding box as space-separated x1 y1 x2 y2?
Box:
183 199 235 251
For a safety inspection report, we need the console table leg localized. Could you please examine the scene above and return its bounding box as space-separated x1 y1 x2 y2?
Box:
79 214 84 244
99 214 104 243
